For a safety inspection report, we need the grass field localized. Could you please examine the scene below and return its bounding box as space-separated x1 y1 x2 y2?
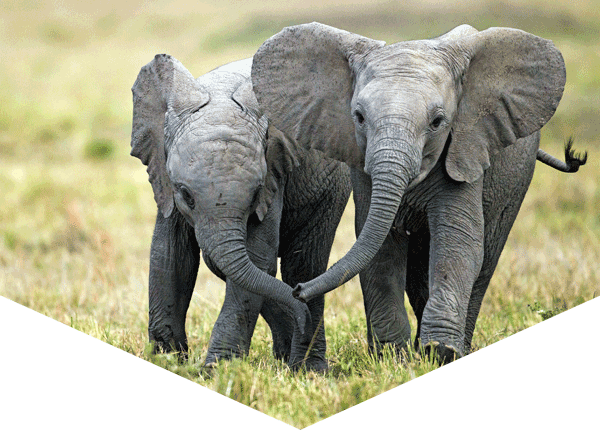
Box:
1 0 598 427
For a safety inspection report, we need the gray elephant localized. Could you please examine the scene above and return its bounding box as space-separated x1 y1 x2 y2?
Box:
251 23 587 363
130 54 351 370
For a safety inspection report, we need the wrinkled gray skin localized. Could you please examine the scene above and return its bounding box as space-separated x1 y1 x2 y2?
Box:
252 23 587 363
131 54 350 370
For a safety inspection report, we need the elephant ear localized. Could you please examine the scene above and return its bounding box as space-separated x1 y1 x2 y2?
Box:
255 123 300 222
445 28 566 183
131 54 210 217
252 22 384 169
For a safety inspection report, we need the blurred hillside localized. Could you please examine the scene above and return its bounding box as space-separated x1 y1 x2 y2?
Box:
1 0 599 165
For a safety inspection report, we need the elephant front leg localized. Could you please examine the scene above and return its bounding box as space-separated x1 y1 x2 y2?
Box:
420 180 485 363
204 207 286 367
148 211 200 358
204 281 263 366
359 232 412 357
204 218 279 366
352 167 412 357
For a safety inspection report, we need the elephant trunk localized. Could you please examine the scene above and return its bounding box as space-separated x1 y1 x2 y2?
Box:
199 220 312 339
293 130 420 302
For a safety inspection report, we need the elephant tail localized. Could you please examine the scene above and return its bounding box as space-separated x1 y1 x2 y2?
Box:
537 137 588 173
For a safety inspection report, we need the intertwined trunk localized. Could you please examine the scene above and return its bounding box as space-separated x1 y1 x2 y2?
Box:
293 128 421 302
199 221 311 340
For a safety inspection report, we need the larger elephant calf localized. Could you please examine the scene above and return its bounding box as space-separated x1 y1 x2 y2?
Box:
252 23 587 363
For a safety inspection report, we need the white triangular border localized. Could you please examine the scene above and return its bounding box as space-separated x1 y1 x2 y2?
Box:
0 296 292 429
308 297 599 429
1 295 597 429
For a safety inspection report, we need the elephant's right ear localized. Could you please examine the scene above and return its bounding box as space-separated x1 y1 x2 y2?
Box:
251 22 384 169
130 54 210 218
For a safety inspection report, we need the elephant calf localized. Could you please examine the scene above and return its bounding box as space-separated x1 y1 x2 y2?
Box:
131 54 350 371
252 23 587 363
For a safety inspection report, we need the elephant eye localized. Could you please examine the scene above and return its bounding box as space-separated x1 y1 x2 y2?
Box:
430 114 445 130
177 185 195 209
354 110 366 126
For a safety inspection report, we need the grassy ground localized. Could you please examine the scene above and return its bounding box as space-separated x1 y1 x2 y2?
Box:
1 0 598 427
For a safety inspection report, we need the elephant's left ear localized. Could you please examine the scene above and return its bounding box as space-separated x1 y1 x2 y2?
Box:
131 54 210 217
445 28 566 183
255 123 300 222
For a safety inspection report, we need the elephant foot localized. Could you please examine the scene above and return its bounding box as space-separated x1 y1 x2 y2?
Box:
273 349 291 362
423 341 461 365
150 338 189 362
204 347 244 368
288 356 329 373
368 341 411 363
202 349 246 376
199 360 220 378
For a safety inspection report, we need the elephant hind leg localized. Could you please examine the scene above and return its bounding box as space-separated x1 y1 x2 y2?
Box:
352 166 412 358
278 196 350 370
358 231 412 358
279 240 330 372
260 299 294 362
465 200 528 354
405 230 430 353
275 158 351 372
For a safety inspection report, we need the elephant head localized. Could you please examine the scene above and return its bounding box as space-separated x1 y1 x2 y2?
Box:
131 54 311 338
252 23 565 302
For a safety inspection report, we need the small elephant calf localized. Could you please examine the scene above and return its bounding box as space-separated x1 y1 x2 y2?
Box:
131 54 351 370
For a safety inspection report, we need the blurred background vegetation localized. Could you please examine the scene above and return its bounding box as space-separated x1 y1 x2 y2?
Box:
0 0 598 426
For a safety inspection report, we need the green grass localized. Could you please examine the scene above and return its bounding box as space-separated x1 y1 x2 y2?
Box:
1 0 599 427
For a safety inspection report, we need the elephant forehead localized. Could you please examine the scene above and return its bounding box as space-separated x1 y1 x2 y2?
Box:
166 102 266 147
169 139 266 182
186 121 262 143
363 42 456 84
192 101 260 129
